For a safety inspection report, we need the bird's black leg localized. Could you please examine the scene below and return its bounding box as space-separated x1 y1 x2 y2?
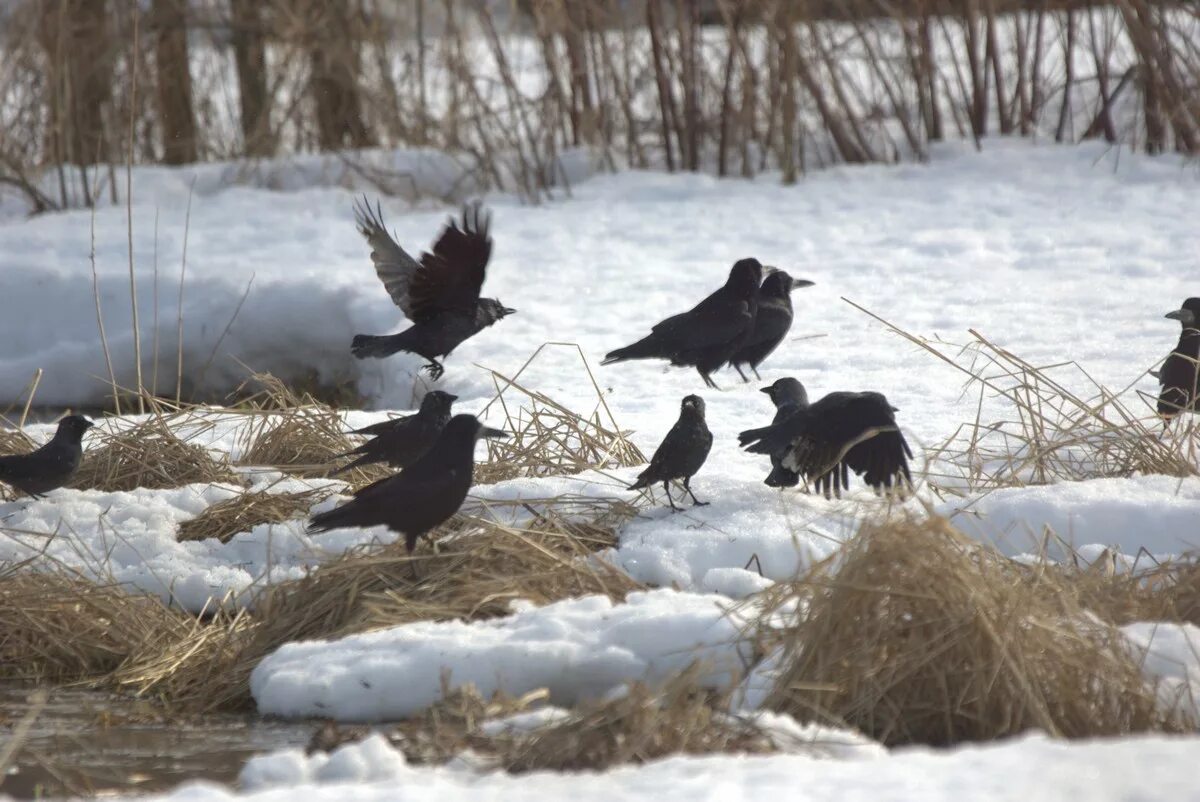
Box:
698 369 721 390
752 366 762 381
683 477 709 507
663 481 681 512
423 359 445 380
733 364 750 383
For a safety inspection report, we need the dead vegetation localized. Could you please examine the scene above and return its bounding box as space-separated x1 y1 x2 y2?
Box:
752 513 1198 747
176 484 334 544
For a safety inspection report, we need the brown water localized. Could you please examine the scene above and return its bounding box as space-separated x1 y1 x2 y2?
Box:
0 685 313 799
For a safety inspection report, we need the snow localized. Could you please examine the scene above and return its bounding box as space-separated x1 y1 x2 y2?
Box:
250 590 750 722
121 733 1200 801
1121 622 1200 720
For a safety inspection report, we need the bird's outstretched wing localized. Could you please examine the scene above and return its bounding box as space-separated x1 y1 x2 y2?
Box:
409 202 493 320
354 197 423 320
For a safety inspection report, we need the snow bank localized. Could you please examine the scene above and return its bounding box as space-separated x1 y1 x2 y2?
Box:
127 733 1200 801
1121 622 1200 720
250 590 749 722
942 476 1200 562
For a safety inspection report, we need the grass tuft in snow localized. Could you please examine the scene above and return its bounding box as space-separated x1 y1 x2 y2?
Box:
71 407 237 492
176 483 336 545
754 513 1197 747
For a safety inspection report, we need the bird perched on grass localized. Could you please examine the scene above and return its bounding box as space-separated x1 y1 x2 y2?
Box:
756 377 810 489
309 414 506 575
334 391 457 474
628 395 713 512
1156 298 1200 420
350 198 516 379
0 415 93 499
602 259 768 389
739 390 912 498
730 271 814 382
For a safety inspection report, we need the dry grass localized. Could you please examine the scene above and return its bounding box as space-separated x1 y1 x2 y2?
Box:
71 411 237 492
753 513 1196 747
176 484 334 544
473 344 646 485
847 302 1200 494
234 373 388 486
110 501 640 712
0 427 37 500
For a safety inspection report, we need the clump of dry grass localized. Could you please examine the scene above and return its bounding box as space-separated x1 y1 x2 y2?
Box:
234 373 387 486
114 501 641 712
754 513 1196 747
176 484 334 544
1049 552 1200 629
0 570 191 682
71 411 237 492
0 427 34 456
473 345 646 485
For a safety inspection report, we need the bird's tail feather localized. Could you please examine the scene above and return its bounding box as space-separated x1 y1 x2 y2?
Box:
602 334 664 366
351 333 407 360
307 506 342 533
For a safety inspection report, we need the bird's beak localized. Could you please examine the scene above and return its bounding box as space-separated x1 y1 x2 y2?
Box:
790 279 815 291
502 307 518 317
447 394 459 402
480 426 508 440
890 405 900 412
759 387 773 395
1165 309 1196 325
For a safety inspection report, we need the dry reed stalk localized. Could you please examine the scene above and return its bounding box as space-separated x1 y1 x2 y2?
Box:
176 484 333 544
71 408 237 492
755 513 1196 746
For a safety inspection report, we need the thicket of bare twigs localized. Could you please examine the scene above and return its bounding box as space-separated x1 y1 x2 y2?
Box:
1 1 1196 209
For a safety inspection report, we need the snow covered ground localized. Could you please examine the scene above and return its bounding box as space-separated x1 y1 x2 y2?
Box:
2 137 1200 798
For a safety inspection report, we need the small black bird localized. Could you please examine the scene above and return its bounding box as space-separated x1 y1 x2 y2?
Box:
350 199 516 379
309 415 507 569
602 259 768 389
757 377 810 488
628 395 713 512
1157 298 1200 420
334 391 457 474
730 271 814 382
0 415 93 498
739 391 912 498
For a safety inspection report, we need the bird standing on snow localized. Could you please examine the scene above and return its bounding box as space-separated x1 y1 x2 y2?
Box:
602 258 768 389
628 395 713 512
730 271 814 382
755 377 810 489
334 391 457 474
1157 298 1200 420
350 199 516 379
309 415 507 573
0 415 94 498
739 390 912 498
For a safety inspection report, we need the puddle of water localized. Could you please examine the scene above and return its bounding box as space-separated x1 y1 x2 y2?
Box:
0 684 313 799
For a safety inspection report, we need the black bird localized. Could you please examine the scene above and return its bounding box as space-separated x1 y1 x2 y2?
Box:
309 415 507 570
739 391 912 498
334 391 457 474
1157 298 1200 420
0 415 93 498
757 377 810 489
628 395 713 512
350 199 516 379
730 271 815 382
602 259 768 389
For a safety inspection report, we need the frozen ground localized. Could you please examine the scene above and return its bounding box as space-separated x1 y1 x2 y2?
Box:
2 138 1200 797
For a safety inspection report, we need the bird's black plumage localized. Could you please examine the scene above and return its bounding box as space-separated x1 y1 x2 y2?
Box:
309 414 507 564
602 259 767 389
0 415 93 498
1157 298 1200 420
334 391 457 474
730 272 814 382
739 390 912 498
629 395 713 511
756 378 810 488
350 199 516 379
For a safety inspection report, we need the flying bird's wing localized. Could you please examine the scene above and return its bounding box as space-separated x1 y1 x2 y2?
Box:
354 197 423 320
409 202 493 321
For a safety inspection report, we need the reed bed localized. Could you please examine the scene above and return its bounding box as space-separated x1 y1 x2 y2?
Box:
176 484 334 544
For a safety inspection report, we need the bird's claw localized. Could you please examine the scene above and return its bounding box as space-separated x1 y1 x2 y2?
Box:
423 362 445 381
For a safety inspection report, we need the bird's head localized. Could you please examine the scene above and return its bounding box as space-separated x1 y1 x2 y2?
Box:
421 390 458 414
760 270 815 298
728 258 767 292
681 394 706 418
760 377 809 408
1166 298 1200 329
56 414 95 443
478 298 517 327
